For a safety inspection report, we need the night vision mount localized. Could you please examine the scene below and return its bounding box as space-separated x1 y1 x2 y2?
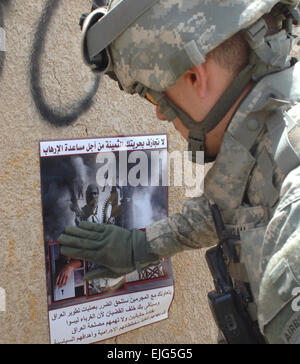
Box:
80 0 159 73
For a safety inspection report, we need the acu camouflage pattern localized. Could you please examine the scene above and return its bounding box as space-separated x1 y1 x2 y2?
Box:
146 62 300 343
108 0 281 93
258 165 300 344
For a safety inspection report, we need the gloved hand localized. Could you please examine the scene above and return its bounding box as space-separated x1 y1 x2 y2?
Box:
58 221 160 281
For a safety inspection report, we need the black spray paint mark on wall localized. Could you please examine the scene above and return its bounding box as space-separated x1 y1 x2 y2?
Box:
30 0 100 126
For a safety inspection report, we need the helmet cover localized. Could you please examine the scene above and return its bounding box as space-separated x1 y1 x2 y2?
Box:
108 0 284 93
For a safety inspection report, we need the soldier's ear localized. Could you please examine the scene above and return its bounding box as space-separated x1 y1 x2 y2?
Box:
186 64 208 99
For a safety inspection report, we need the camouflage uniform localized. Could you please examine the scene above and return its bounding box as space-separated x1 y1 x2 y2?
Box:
79 0 300 343
146 62 300 344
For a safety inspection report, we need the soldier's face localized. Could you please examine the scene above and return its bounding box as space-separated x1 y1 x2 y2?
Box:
155 64 211 141
155 68 202 141
154 59 236 147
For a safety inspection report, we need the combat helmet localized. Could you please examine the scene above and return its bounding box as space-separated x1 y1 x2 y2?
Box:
82 0 300 162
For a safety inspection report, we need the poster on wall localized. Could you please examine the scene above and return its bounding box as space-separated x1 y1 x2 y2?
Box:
39 134 174 344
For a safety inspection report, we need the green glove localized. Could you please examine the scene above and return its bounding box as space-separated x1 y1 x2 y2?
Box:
58 221 160 281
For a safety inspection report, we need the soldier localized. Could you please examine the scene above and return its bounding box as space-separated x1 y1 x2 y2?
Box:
58 0 300 344
71 184 101 225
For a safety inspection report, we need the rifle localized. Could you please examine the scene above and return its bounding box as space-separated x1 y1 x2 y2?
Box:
206 204 266 344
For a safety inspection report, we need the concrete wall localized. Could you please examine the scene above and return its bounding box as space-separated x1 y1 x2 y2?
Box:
0 0 217 344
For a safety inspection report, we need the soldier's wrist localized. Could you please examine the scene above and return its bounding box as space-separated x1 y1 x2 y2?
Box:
132 229 160 272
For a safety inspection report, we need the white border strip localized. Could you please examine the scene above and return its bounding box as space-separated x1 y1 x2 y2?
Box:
40 135 168 157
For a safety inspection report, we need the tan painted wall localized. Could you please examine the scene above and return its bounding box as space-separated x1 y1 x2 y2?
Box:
0 0 217 344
